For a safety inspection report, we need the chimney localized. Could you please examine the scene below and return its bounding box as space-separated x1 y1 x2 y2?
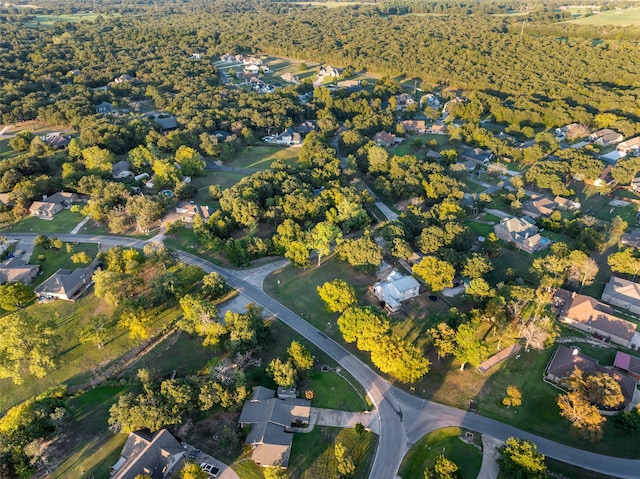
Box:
572 347 579 356
42 194 47 201
572 291 576 299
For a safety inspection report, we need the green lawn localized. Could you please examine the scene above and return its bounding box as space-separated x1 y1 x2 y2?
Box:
399 427 482 479
228 145 300 170
50 386 133 479
24 13 121 27
265 255 375 339
31 241 98 286
3 209 86 233
568 7 640 25
288 427 377 479
308 370 369 411
466 220 494 237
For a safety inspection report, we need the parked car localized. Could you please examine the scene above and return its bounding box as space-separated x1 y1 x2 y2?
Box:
200 463 220 477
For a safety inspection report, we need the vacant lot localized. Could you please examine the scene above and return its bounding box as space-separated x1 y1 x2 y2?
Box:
228 145 300 170
568 7 640 25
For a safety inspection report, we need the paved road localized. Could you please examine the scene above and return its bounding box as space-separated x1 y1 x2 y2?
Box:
8 232 640 479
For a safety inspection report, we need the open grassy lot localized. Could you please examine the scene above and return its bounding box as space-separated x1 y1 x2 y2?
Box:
291 1 375 7
265 255 375 338
49 386 133 479
3 209 86 233
193 170 246 192
568 7 640 25
390 133 451 157
228 145 300 170
30 241 98 285
24 13 120 27
399 427 482 479
288 427 377 479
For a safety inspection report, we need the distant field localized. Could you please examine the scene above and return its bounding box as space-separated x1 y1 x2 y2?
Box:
568 7 640 25
292 1 375 7
24 13 120 27
230 145 300 169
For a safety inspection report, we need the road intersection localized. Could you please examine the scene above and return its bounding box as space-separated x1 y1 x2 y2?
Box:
7 232 640 478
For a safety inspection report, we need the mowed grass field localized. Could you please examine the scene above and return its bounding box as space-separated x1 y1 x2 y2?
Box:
24 13 121 27
568 7 640 25
228 145 301 170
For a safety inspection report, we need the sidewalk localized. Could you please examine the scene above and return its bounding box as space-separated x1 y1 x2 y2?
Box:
69 216 90 234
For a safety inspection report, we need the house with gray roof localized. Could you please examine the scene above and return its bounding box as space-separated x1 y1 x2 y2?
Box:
601 276 640 315
238 386 311 468
113 160 134 179
110 429 185 479
35 262 99 301
0 257 40 285
589 128 623 146
370 270 421 313
493 216 551 254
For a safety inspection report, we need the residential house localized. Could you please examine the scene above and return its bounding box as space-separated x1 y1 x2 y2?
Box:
35 262 99 301
546 345 636 408
555 123 589 141
154 116 178 133
280 72 299 83
426 150 442 160
373 131 400 147
0 193 10 206
221 53 244 63
401 120 427 134
554 289 638 348
318 65 342 78
95 101 116 115
428 124 448 135
493 216 551 254
242 57 262 66
420 93 441 109
520 195 556 219
175 202 211 223
589 129 623 146
554 196 581 211
29 191 79 219
631 177 640 193
113 74 135 84
267 128 302 145
113 160 134 180
43 133 70 149
260 65 270 73
370 270 421 313
238 386 311 468
0 257 40 285
244 64 261 74
614 351 640 380
294 121 318 135
461 148 494 166
110 429 185 479
396 93 416 110
592 164 616 187
620 228 640 248
190 53 201 60
601 276 640 315
617 136 640 157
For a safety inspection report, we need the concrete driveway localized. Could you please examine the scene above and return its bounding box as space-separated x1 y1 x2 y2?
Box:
184 443 239 479
312 407 380 434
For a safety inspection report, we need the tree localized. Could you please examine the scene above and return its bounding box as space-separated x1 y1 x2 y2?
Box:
608 249 640 281
498 437 547 479
0 313 58 384
178 294 224 347
567 250 598 292
503 385 522 408
284 240 310 268
432 454 458 479
584 372 624 409
267 357 297 388
175 145 206 176
9 131 34 151
317 279 358 313
179 461 208 479
466 278 493 299
288 341 314 371
224 304 267 353
413 256 455 292
520 317 558 350
119 310 152 340
335 441 356 476
454 322 489 371
82 145 115 173
0 282 35 310
557 391 605 441
71 251 92 264
201 272 229 300
462 253 493 279
336 236 383 273
309 221 342 267
427 322 456 359
79 316 108 350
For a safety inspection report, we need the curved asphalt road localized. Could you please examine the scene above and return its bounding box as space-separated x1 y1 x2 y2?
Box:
8 233 640 479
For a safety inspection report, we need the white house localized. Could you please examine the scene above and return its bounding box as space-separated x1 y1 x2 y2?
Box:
371 271 421 313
